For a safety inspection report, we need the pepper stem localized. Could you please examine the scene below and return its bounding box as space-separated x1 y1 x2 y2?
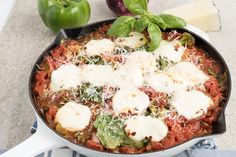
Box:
56 0 71 7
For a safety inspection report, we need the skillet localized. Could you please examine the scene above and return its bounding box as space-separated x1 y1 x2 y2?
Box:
1 19 231 157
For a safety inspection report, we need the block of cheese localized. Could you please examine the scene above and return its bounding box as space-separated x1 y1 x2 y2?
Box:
162 0 221 32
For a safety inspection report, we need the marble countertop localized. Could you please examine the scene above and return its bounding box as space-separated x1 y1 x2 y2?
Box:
0 0 235 150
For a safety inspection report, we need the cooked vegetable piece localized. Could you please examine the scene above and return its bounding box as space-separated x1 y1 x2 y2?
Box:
94 114 125 149
156 56 170 70
179 32 195 47
78 82 103 103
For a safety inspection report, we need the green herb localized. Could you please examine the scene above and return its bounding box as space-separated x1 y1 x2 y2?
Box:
94 114 125 149
148 105 160 117
113 47 129 55
107 0 186 51
218 71 227 87
123 0 148 15
78 55 105 65
78 82 103 103
156 56 169 70
159 14 187 29
134 15 150 32
94 114 149 149
122 136 149 148
107 16 135 37
179 32 195 47
150 15 166 30
147 23 162 51
207 68 217 77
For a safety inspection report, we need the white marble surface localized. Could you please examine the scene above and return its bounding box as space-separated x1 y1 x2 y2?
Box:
0 0 235 151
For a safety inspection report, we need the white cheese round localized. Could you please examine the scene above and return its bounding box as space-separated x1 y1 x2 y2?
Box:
112 87 150 115
145 72 175 93
81 65 114 86
50 64 81 91
167 62 209 89
115 32 148 49
84 39 115 56
125 116 168 141
153 40 186 63
171 90 213 120
125 51 156 75
113 64 144 88
55 101 92 132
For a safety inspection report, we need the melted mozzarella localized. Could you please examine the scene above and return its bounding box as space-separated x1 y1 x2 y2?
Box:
168 62 209 89
112 87 150 115
153 40 186 63
115 32 148 49
84 39 115 56
125 116 168 141
50 64 81 91
145 72 175 93
55 102 91 132
125 51 156 75
114 64 144 88
81 65 114 86
171 90 213 120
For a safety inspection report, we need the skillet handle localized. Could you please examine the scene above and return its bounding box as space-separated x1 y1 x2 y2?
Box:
0 124 64 157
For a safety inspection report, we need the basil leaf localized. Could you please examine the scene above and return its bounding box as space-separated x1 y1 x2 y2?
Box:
123 0 148 15
94 114 125 149
159 14 186 29
107 16 135 37
134 15 150 32
151 15 166 30
147 22 162 51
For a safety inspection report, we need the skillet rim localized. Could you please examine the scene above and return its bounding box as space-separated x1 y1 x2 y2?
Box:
28 19 232 155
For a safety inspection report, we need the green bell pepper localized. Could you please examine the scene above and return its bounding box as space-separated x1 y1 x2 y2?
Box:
38 0 91 32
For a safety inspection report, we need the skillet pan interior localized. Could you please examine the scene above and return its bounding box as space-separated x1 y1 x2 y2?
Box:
29 19 231 153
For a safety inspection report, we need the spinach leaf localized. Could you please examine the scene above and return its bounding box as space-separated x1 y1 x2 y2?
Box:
123 135 149 148
123 0 148 15
134 15 150 32
78 82 103 103
94 114 149 149
107 16 135 37
94 114 125 149
151 15 166 30
159 14 187 29
147 22 162 51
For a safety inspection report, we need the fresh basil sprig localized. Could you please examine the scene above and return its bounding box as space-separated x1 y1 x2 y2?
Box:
123 0 148 15
147 22 161 51
107 0 187 51
107 16 135 37
134 15 149 32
